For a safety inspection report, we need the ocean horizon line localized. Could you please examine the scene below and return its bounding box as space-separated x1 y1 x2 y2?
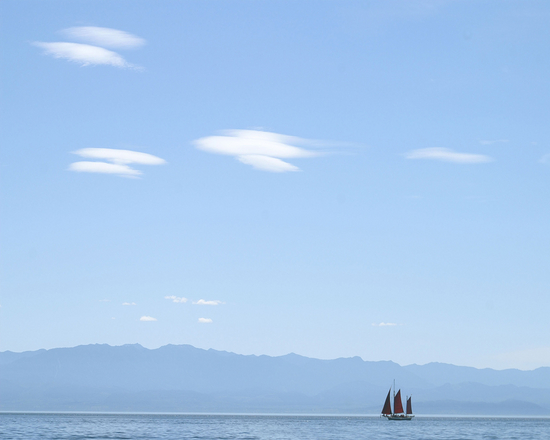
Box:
2 411 550 419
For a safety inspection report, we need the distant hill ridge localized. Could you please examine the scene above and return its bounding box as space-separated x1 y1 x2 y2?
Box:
1 344 549 415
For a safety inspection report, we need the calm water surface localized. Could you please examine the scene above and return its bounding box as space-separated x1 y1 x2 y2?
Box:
1 413 549 440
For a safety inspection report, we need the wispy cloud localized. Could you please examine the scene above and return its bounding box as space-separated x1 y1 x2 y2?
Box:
405 148 493 164
33 42 134 68
61 27 145 49
99 299 111 302
237 155 300 172
122 302 136 306
33 27 145 68
69 148 166 177
539 154 550 164
165 295 188 303
479 139 509 145
193 299 223 306
140 316 157 322
198 318 213 323
69 161 142 177
194 129 325 172
372 322 398 327
74 148 166 165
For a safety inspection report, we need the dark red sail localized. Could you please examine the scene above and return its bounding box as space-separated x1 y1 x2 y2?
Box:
394 389 404 414
406 397 413 415
381 388 392 415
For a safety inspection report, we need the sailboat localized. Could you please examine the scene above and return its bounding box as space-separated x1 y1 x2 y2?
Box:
381 380 414 420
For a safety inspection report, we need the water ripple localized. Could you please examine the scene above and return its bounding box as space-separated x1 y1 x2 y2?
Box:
0 413 548 440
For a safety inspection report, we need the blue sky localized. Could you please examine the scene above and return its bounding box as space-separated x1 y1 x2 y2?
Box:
1 0 549 370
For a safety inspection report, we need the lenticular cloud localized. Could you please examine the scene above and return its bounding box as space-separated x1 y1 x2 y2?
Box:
194 129 323 172
75 148 166 165
237 155 300 172
33 42 132 68
405 148 492 164
33 26 145 69
69 148 166 177
61 27 145 49
69 161 142 177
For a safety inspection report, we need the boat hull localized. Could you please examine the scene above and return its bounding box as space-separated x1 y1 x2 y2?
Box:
383 415 414 421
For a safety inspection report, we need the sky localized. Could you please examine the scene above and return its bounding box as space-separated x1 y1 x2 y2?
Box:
1 0 549 370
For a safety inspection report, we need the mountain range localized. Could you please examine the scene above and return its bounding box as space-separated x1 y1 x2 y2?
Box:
1 344 549 415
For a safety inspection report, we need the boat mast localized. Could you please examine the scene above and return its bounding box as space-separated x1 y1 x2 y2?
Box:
393 379 395 415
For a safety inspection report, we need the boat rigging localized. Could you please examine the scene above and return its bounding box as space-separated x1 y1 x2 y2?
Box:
381 380 414 420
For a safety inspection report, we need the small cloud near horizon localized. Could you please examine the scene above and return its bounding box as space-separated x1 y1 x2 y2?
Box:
193 299 223 305
405 148 493 164
372 322 398 327
122 302 136 306
165 295 187 303
140 316 157 322
198 318 213 323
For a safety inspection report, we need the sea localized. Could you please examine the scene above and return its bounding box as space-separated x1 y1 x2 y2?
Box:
1 413 549 440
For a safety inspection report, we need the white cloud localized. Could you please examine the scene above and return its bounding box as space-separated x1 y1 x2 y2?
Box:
405 148 493 164
99 299 111 302
165 295 188 303
69 148 166 177
122 302 136 306
198 318 213 323
195 130 318 158
33 42 134 68
194 129 324 172
69 161 141 177
61 26 145 49
372 322 398 327
73 148 166 165
140 316 157 322
237 155 300 172
479 139 509 145
193 299 223 306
